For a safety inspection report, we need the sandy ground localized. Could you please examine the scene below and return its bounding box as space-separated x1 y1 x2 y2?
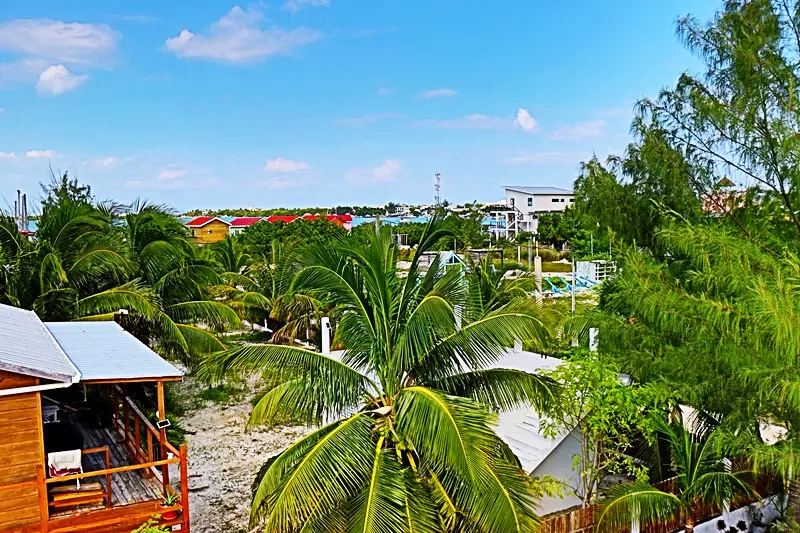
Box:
176 380 311 533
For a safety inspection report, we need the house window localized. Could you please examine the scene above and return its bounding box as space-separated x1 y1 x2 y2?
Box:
510 198 515 207
560 198 565 202
191 229 195 237
569 198 575 202
527 198 533 207
207 229 212 234
551 198 559 203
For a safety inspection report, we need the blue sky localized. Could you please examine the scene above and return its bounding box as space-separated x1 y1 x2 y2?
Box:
0 1 717 212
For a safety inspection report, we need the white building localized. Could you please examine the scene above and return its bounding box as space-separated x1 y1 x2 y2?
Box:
503 186 575 239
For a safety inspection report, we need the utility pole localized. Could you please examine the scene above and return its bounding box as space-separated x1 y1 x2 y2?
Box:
527 237 532 271
571 257 576 314
434 173 441 207
590 234 593 256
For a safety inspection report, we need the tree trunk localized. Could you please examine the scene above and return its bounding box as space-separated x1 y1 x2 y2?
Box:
787 478 800 522
684 517 695 533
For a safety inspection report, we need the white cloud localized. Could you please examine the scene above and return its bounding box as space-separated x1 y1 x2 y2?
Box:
265 157 311 172
336 113 403 126
26 149 55 158
159 168 188 180
36 65 87 95
92 156 133 169
0 152 16 159
515 108 538 132
414 114 511 131
550 120 607 140
284 0 330 12
421 88 457 99
165 6 322 64
0 19 118 66
346 159 401 183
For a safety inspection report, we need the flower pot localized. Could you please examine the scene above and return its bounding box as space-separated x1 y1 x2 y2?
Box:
160 506 180 521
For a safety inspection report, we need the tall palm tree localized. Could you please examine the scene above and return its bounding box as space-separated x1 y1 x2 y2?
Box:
204 219 557 533
597 417 756 533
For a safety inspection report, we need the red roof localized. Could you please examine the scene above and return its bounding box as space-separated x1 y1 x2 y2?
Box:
229 217 264 227
300 214 353 223
266 215 300 224
185 216 229 227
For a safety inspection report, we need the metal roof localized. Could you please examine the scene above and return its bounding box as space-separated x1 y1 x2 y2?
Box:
0 303 79 383
504 186 574 195
491 349 570 474
45 322 183 382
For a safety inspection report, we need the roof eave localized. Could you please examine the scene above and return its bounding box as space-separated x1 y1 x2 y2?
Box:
0 360 74 384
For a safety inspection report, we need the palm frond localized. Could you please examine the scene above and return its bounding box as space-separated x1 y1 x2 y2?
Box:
429 368 558 412
596 481 680 533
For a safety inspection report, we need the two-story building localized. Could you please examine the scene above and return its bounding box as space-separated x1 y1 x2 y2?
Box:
184 216 231 245
503 186 575 239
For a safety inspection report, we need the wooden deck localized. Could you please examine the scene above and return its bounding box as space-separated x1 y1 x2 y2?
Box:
47 420 162 518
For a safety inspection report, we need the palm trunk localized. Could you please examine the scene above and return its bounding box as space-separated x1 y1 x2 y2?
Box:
684 516 695 533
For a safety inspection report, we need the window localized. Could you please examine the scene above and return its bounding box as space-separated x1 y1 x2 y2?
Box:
551 198 559 203
527 198 533 207
207 229 212 234
510 198 515 207
560 198 565 202
569 198 575 202
191 229 195 237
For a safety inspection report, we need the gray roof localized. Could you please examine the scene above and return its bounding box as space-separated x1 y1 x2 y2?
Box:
45 322 183 382
492 349 570 473
0 304 80 383
504 186 574 195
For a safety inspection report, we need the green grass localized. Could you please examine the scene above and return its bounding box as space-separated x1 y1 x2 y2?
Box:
542 262 573 273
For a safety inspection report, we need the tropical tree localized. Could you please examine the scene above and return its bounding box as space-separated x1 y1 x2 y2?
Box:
597 417 756 533
116 201 240 368
204 219 558 533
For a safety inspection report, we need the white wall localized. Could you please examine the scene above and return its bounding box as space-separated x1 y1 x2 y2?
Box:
673 496 783 533
530 433 583 515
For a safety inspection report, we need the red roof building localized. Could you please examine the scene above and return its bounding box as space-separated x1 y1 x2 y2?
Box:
229 217 265 235
185 216 230 228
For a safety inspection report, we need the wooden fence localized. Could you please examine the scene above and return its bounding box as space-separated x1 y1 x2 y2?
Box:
540 474 777 533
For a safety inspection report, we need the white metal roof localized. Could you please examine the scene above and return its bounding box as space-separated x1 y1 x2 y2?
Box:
504 186 574 195
491 349 571 474
45 322 183 382
0 303 80 383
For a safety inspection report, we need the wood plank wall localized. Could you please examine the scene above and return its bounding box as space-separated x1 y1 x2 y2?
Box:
0 371 44 532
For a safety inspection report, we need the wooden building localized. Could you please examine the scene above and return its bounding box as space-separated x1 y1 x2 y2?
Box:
184 216 230 245
0 305 189 533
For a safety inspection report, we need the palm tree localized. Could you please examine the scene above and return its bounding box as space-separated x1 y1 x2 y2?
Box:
117 201 241 368
597 417 756 533
213 241 320 341
204 219 557 533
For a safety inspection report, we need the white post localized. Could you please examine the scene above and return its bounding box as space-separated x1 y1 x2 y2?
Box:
534 255 543 304
571 258 576 314
321 317 331 354
589 328 598 351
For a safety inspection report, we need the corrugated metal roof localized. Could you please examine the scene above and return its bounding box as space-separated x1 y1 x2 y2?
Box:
45 322 183 382
504 186 574 195
0 303 79 383
492 349 570 474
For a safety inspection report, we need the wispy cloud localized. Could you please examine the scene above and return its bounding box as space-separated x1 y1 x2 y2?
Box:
0 18 118 94
420 88 457 99
346 159 401 183
265 157 311 172
165 6 322 64
159 167 188 180
0 152 17 159
336 113 404 126
92 156 133 169
376 87 395 96
26 149 55 158
284 0 330 12
550 120 607 140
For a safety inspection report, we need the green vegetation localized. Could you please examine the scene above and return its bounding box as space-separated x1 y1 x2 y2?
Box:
203 218 558 533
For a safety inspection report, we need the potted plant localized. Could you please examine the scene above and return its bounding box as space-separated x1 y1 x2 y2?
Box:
160 489 180 520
